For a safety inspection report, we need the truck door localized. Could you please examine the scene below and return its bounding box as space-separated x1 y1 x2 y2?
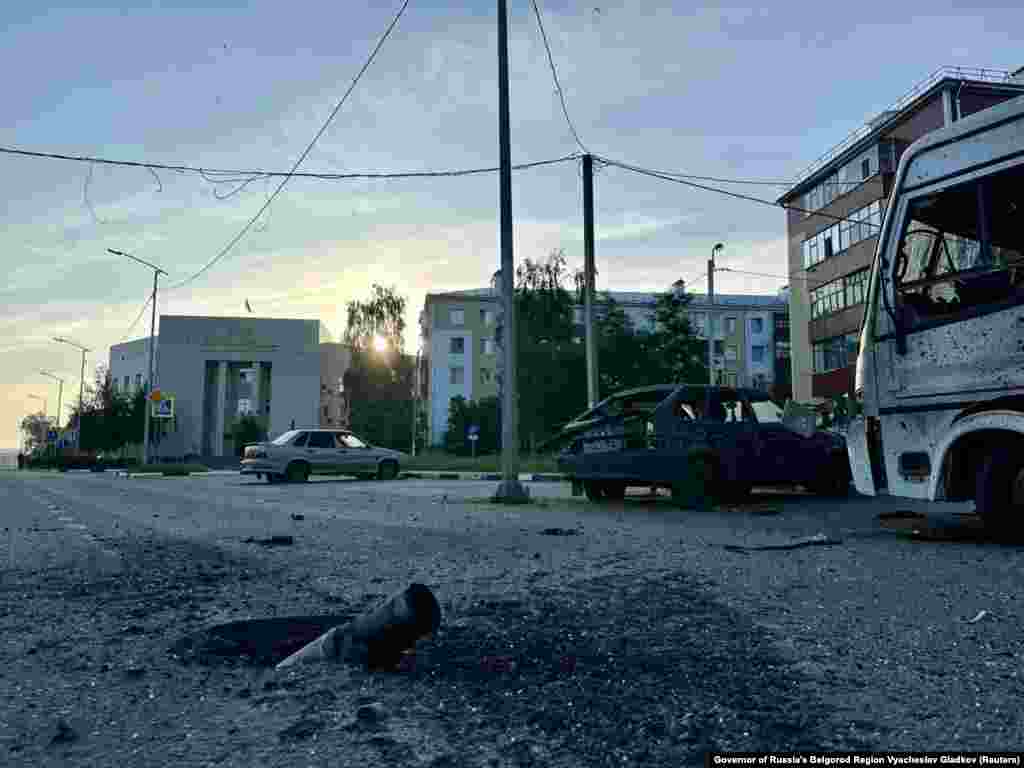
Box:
888 160 1024 401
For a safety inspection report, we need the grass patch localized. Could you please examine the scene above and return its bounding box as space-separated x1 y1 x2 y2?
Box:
403 450 558 474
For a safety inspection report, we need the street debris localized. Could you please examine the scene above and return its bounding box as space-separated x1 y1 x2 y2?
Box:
967 610 989 624
540 527 581 536
244 535 294 546
290 513 305 521
723 533 842 552
48 719 77 746
878 510 926 521
276 583 441 671
356 701 388 724
278 716 324 743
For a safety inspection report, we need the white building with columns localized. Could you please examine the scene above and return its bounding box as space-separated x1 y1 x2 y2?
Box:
110 315 344 460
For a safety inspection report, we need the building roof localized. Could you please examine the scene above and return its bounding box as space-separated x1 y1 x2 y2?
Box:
779 66 1024 202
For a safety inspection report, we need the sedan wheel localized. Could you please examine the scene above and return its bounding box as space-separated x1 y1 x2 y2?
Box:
377 461 399 481
602 482 627 500
286 462 309 483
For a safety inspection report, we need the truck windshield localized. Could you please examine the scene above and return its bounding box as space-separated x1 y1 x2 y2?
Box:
893 163 1024 327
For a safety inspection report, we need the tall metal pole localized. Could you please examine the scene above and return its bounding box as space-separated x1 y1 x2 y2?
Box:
78 350 86 449
582 154 598 408
108 249 167 465
493 0 528 503
411 348 419 457
708 243 723 386
39 372 64 430
142 270 160 465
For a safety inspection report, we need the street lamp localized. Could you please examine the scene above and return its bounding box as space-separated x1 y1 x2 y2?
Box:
53 337 91 451
108 248 168 466
39 371 65 430
708 243 724 385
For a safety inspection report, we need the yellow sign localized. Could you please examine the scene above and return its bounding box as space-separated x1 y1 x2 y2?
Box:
151 389 162 402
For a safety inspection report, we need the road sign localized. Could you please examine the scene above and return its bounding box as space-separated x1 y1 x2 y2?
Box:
152 397 175 419
468 433 479 442
468 424 480 436
47 430 57 442
150 389 162 402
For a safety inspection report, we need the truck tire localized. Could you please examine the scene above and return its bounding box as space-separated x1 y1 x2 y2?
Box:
975 444 1024 534
808 454 852 497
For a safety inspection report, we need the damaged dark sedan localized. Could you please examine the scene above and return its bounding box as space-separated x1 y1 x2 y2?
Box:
549 384 852 507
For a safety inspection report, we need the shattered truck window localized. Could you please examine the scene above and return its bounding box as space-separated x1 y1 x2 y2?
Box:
895 162 1024 328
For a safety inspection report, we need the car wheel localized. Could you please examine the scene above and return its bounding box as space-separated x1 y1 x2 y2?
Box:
808 454 851 497
602 482 627 500
286 462 309 483
378 460 399 481
672 453 715 509
256 473 263 480
266 473 279 484
584 480 604 502
975 443 1024 534
719 482 752 504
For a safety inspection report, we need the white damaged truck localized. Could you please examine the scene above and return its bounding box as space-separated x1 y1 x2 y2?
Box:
848 94 1024 531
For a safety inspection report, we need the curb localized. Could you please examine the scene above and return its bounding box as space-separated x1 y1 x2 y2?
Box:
400 470 566 483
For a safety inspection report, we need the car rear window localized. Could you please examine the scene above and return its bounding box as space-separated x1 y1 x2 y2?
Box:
308 432 335 449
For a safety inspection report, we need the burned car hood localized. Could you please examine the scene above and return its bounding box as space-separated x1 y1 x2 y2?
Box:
539 412 651 454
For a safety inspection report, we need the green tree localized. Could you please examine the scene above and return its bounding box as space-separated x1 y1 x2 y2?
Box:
646 279 709 384
507 250 587 451
342 284 416 451
230 414 268 456
444 395 499 456
19 412 53 454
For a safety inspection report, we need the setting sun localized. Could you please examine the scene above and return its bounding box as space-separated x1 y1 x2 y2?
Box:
372 334 388 353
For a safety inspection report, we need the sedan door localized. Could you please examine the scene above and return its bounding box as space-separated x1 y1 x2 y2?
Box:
340 433 376 473
746 400 809 484
305 431 340 474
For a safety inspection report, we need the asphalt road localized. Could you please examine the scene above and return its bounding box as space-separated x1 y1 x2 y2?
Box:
1 469 1022 765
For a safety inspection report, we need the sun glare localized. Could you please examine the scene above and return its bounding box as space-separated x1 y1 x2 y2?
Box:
373 334 388 353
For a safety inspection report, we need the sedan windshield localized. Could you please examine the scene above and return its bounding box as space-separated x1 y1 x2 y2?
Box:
270 430 301 446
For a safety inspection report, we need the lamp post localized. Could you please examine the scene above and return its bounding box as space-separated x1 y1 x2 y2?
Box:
108 248 167 466
39 371 65 430
708 243 724 385
53 337 91 451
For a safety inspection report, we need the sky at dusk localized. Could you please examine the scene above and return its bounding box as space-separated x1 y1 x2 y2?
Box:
3 0 1023 448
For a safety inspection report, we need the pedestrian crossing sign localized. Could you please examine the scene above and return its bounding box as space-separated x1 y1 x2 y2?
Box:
152 396 175 419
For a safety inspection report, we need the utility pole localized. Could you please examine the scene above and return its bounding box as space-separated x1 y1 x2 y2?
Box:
39 371 64 430
411 348 419 457
54 337 91 451
109 249 167 466
582 154 598 408
708 243 723 386
492 0 528 503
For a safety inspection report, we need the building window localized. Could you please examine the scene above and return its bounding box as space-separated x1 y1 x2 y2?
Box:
481 308 494 325
449 337 464 354
449 366 464 385
810 278 846 320
812 335 858 373
802 199 883 269
135 374 142 390
691 313 707 336
573 307 584 324
725 345 738 361
450 308 465 325
750 317 764 335
862 158 871 179
713 340 724 355
124 375 130 390
844 269 869 307
481 368 492 383
751 345 766 364
323 406 329 418
480 338 494 355
725 317 736 335
753 373 767 391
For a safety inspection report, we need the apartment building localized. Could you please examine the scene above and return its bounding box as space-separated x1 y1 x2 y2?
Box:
778 65 1024 403
419 287 787 446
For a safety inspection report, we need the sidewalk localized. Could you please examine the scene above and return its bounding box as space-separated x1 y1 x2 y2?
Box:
111 468 567 482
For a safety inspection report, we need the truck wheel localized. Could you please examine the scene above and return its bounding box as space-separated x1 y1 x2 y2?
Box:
975 444 1024 533
584 481 604 502
808 456 851 497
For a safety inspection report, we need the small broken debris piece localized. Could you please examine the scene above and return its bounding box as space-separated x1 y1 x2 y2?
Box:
967 610 989 624
723 533 842 552
290 513 305 521
540 527 580 536
244 535 294 546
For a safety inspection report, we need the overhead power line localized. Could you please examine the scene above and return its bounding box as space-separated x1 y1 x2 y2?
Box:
122 295 154 342
0 145 581 182
167 0 411 290
595 155 883 229
531 0 587 154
